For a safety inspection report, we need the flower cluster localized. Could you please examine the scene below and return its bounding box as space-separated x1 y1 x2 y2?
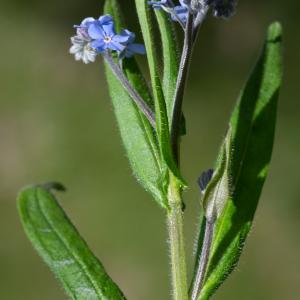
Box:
70 15 145 64
148 0 237 23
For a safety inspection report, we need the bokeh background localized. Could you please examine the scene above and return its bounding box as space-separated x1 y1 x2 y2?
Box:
1 0 299 299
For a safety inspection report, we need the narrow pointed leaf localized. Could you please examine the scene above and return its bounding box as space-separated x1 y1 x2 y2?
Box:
104 0 167 208
196 22 283 300
153 9 180 123
134 0 183 185
153 8 186 136
18 185 126 300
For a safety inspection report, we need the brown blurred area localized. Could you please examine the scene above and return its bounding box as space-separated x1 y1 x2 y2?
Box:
0 1 299 299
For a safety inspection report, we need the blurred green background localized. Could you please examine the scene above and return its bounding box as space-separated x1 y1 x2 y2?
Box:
0 0 299 299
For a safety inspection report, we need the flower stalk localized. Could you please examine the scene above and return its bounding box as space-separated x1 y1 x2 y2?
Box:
170 6 208 162
170 12 194 163
103 51 156 128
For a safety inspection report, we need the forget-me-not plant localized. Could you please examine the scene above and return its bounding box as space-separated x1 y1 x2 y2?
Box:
18 1 283 300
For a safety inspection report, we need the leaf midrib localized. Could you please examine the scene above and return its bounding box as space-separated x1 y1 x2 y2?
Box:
34 188 106 300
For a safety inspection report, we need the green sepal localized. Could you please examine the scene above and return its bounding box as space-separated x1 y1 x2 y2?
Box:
202 127 232 223
17 184 126 300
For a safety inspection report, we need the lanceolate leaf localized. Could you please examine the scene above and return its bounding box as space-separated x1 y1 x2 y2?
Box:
18 185 126 300
104 0 167 208
153 8 180 123
134 0 183 185
197 22 283 300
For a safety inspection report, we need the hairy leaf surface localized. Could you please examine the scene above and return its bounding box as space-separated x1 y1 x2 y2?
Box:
196 22 283 300
104 0 167 207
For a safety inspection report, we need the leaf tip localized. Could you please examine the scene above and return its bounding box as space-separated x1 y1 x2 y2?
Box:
17 182 66 213
267 21 283 43
42 182 66 192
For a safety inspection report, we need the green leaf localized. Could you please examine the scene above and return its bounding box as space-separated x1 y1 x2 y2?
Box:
153 8 186 136
17 184 126 300
104 0 168 208
153 8 180 123
197 22 283 300
134 0 183 185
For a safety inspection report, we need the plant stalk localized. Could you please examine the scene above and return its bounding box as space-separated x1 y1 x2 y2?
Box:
167 174 188 300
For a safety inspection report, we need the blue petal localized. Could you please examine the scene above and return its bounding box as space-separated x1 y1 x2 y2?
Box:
102 22 116 37
109 40 126 52
119 29 136 44
98 15 113 25
120 43 146 59
88 24 105 39
90 39 106 52
81 17 96 27
172 6 189 23
113 33 131 44
128 43 146 55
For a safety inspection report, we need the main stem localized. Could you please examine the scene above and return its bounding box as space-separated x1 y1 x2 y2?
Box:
167 174 188 300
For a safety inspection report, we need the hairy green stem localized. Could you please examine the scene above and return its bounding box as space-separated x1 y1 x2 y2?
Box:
167 175 188 300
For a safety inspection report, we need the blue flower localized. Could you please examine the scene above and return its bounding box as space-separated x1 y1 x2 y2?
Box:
118 30 146 59
71 14 145 62
88 19 131 53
